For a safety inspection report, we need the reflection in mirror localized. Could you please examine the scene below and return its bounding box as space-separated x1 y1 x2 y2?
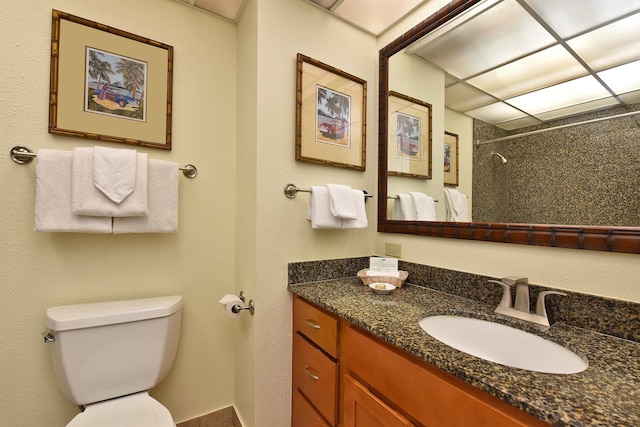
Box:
378 0 640 253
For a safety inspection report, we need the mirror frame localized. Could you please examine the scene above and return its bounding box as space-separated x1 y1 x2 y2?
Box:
377 0 640 254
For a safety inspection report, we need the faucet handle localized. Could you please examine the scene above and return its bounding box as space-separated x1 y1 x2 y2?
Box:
488 279 513 308
501 276 528 286
535 291 568 319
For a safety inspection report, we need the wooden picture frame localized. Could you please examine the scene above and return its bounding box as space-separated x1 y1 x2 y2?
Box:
387 91 432 179
295 53 366 170
444 131 459 185
49 10 173 150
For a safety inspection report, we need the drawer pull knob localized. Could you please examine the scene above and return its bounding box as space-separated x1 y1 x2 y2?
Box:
304 366 319 381
305 319 321 329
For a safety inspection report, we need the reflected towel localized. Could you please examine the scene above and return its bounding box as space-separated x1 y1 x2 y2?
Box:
307 186 343 229
443 188 468 222
34 149 112 233
392 193 414 220
72 147 148 217
112 159 178 233
410 192 436 221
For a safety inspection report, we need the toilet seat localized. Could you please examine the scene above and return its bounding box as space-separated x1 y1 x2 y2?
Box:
66 392 175 427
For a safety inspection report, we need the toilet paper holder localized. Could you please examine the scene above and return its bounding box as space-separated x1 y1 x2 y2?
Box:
232 291 255 315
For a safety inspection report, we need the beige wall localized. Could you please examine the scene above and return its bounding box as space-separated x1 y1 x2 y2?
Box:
1 1 237 425
1 1 638 427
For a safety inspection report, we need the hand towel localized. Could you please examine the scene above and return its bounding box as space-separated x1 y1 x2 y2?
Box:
342 190 368 229
443 188 468 222
307 186 343 229
112 159 178 233
34 149 112 233
93 146 137 203
72 147 149 217
325 184 358 220
392 193 415 220
410 192 436 221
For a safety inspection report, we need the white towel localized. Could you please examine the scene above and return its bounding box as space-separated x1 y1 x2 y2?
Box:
410 192 436 221
34 149 112 233
112 159 178 233
72 147 149 217
392 193 414 220
307 186 343 229
443 188 468 222
325 184 358 220
342 190 368 229
93 146 137 203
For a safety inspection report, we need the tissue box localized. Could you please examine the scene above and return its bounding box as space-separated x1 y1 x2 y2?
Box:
357 269 408 288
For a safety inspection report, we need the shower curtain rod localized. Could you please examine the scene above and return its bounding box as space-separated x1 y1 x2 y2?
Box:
475 110 640 147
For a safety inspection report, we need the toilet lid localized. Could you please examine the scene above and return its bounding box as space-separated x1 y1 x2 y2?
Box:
66 392 175 427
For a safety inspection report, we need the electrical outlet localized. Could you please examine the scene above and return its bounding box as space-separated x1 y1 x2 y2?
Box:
385 242 402 258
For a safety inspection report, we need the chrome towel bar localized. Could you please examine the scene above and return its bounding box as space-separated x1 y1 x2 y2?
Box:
284 183 373 202
10 145 198 178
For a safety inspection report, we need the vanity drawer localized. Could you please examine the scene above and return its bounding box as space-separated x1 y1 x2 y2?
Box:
292 387 331 427
293 332 339 426
293 296 339 358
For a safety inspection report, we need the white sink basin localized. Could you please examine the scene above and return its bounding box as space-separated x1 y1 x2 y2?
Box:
419 315 588 374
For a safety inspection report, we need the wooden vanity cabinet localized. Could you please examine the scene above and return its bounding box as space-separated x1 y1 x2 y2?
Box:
292 296 551 427
292 296 340 426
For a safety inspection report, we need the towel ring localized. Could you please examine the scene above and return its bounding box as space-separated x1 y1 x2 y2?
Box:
10 145 198 178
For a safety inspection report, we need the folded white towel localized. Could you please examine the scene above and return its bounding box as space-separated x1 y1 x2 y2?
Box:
34 149 112 233
326 184 358 220
112 159 178 233
307 186 343 229
392 193 415 220
342 190 368 229
410 192 436 221
72 147 148 217
443 188 468 222
93 146 137 203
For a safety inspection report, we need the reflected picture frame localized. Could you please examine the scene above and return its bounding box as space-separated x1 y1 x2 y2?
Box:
295 53 366 170
387 91 432 179
49 10 173 150
444 131 459 185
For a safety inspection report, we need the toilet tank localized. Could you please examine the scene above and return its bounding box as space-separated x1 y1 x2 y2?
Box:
45 295 182 406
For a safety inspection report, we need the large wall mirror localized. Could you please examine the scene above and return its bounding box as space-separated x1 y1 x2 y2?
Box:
378 0 640 254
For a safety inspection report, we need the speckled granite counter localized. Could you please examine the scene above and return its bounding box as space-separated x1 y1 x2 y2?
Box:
289 278 640 427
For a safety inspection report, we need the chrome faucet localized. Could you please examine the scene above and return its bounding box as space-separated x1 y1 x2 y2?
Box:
488 277 567 327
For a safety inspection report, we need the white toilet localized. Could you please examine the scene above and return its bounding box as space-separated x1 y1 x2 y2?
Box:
44 295 183 427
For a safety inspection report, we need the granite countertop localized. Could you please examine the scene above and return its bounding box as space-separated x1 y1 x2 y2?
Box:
289 278 640 427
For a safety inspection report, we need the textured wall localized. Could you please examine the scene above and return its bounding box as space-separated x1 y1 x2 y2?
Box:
473 103 640 226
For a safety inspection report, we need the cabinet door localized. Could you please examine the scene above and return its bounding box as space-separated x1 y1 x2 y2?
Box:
343 374 414 427
292 387 331 427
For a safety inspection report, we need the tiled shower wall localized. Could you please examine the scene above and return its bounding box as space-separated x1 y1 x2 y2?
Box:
472 103 640 226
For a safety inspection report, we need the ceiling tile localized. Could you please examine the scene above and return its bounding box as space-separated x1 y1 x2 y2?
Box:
534 97 620 122
193 0 244 20
567 13 640 72
494 116 543 131
598 60 640 94
525 0 640 38
445 82 496 112
333 0 424 35
506 75 612 115
465 101 527 124
467 44 586 99
411 0 556 79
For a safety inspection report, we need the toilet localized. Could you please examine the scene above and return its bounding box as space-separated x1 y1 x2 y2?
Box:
44 295 183 427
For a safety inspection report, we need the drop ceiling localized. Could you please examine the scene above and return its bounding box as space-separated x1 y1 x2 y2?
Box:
177 0 640 130
407 0 640 129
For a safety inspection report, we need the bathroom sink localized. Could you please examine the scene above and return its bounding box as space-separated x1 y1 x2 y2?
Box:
419 315 588 374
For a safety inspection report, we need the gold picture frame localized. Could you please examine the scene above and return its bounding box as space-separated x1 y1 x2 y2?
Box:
387 91 432 179
444 131 459 185
295 53 366 170
49 10 173 150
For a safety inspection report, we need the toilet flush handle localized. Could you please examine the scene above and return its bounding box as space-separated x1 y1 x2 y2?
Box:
42 332 55 343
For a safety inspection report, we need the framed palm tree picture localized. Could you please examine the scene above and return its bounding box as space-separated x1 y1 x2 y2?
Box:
295 53 366 170
387 91 432 179
49 10 173 150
